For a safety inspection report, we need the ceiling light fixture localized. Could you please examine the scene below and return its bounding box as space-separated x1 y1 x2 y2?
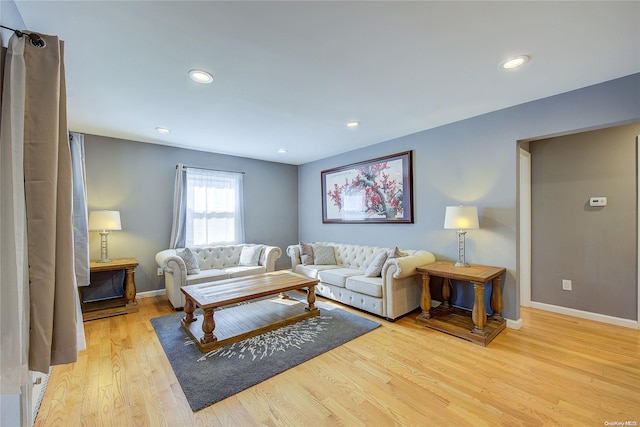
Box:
155 126 171 134
501 55 530 70
346 121 360 128
188 69 214 84
278 148 288 154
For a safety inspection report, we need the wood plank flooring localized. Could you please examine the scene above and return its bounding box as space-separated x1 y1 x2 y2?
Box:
35 295 640 426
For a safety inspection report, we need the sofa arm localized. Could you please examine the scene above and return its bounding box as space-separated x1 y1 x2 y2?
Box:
155 249 188 283
384 250 436 279
286 244 301 270
261 245 283 272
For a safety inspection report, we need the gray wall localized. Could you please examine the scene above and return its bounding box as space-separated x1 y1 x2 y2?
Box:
530 123 640 320
84 135 298 294
297 73 640 322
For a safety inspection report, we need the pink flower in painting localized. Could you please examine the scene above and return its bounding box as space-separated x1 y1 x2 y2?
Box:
327 162 403 218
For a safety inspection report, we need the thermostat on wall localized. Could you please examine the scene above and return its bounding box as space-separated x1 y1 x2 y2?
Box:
589 197 607 207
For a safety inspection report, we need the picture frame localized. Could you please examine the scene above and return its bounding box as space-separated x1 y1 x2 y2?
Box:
321 151 413 224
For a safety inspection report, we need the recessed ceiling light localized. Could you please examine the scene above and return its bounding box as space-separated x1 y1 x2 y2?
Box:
278 148 288 154
346 121 360 128
188 69 214 84
155 126 171 134
501 55 531 70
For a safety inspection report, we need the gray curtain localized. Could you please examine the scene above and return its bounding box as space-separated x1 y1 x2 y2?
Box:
69 132 88 351
70 132 90 287
169 163 187 248
0 32 79 374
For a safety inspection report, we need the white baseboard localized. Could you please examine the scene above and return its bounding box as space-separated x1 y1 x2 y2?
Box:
530 301 639 329
137 289 166 299
506 318 523 330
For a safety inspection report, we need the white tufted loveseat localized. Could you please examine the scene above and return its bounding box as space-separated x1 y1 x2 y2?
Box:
155 244 282 309
286 242 435 320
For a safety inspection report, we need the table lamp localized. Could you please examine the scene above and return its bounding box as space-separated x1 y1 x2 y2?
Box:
88 210 122 263
444 205 479 267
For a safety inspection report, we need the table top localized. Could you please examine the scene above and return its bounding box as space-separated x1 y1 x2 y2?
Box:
181 270 319 308
90 257 138 271
417 261 505 283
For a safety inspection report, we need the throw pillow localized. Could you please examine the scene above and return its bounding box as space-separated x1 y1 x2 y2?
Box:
313 244 337 265
177 248 200 275
387 246 408 259
365 251 388 277
299 241 314 265
239 245 264 266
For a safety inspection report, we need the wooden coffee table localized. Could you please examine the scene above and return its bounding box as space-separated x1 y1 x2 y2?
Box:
180 270 320 353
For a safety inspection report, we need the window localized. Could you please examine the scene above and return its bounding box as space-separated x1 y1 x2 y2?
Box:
184 168 244 246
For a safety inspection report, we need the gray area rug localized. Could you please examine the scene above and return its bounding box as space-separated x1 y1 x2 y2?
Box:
151 296 380 411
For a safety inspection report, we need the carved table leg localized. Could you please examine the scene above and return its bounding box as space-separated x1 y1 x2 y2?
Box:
490 276 504 322
471 281 487 336
124 267 137 304
183 297 196 323
305 285 316 312
200 308 217 344
442 278 452 309
418 274 432 320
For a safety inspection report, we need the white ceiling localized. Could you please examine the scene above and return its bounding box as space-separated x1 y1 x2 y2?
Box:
13 1 640 165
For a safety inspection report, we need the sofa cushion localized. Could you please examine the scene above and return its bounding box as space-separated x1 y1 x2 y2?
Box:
177 248 200 274
299 241 314 265
312 244 337 265
239 245 264 266
388 246 408 259
346 275 383 298
185 269 230 285
295 264 341 279
318 268 362 288
365 251 388 277
226 265 266 278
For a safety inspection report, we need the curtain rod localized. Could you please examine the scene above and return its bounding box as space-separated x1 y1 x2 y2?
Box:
0 25 45 47
176 164 245 175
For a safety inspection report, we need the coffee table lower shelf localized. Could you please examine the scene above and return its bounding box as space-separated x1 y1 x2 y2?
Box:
416 305 506 346
181 295 319 353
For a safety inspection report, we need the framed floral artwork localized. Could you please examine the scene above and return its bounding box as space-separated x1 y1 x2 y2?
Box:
321 151 413 223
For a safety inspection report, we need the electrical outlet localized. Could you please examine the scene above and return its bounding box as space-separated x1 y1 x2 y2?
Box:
157 267 164 276
562 279 572 291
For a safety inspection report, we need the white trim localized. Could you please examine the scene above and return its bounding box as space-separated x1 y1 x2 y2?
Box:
137 289 166 299
506 318 522 330
519 148 531 308
530 301 639 329
637 135 640 328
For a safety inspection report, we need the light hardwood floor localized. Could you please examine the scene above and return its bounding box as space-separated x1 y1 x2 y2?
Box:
35 295 639 426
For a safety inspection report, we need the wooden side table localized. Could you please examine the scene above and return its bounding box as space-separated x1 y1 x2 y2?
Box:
416 261 506 346
80 257 139 321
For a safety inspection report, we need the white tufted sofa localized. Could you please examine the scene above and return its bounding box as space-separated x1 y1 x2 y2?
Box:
286 242 435 320
155 244 282 309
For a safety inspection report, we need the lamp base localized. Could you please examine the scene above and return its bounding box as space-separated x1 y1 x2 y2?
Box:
98 231 112 264
453 261 470 268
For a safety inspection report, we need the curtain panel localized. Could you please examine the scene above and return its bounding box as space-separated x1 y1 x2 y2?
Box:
24 34 79 372
0 33 80 376
69 132 88 351
169 163 187 248
0 40 30 393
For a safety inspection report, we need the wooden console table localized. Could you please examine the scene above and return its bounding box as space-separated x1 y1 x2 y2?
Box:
416 262 506 346
80 257 139 321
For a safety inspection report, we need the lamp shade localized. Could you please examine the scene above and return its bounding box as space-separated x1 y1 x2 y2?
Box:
444 205 479 230
88 210 122 231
